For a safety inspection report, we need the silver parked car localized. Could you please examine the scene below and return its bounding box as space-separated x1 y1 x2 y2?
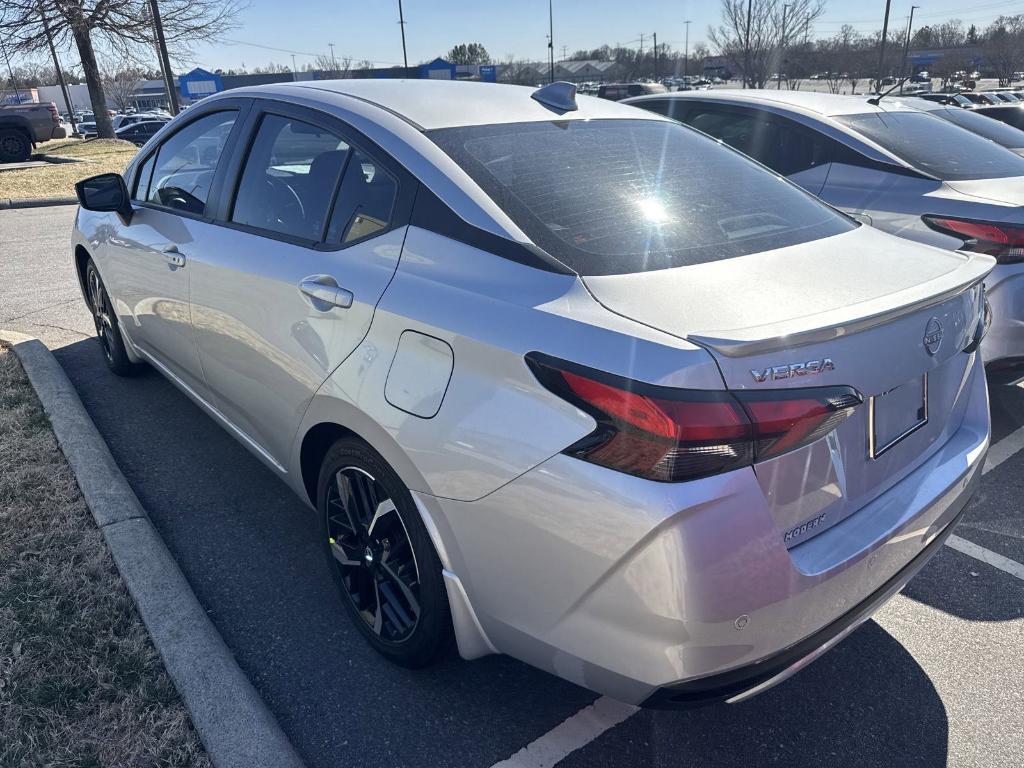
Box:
626 90 1024 367
72 81 991 706
891 96 1024 156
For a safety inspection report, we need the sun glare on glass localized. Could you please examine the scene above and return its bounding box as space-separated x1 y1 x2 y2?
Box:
637 196 670 224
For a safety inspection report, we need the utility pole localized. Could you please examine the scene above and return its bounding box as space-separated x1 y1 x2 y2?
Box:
149 0 180 115
638 32 644 60
329 42 338 74
744 0 753 88
778 3 791 90
900 5 919 93
684 20 691 79
398 0 409 73
40 10 77 133
561 45 568 62
548 0 555 83
291 53 298 81
0 39 23 104
876 0 893 93
652 32 658 80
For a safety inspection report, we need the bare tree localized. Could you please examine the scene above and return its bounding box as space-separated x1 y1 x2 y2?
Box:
0 0 243 138
315 54 352 78
983 15 1024 85
709 0 825 88
100 57 144 112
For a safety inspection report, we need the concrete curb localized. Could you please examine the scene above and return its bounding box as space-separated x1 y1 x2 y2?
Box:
0 330 306 768
0 197 78 210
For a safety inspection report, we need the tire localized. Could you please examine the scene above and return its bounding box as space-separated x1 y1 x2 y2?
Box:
84 258 142 376
318 437 453 667
0 128 31 163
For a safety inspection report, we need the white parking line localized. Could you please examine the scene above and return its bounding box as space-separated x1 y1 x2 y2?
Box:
982 424 1024 476
488 696 638 768
489 421 1024 768
946 535 1024 581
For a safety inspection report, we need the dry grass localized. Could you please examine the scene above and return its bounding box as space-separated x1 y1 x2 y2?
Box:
0 343 210 768
0 139 137 201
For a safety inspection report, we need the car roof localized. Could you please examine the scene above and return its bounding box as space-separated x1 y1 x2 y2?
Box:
230 79 670 130
625 88 921 118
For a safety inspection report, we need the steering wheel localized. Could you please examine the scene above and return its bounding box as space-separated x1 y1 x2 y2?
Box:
263 176 305 231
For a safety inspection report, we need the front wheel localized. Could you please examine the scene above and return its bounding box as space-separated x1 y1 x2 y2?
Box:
85 259 142 376
318 437 453 667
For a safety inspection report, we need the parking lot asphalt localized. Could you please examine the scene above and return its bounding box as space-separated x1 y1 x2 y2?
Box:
2 205 1022 767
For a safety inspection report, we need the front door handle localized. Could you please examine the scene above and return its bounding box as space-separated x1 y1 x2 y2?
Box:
162 245 186 268
299 278 353 310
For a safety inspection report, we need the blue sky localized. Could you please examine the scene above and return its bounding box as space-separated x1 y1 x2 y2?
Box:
185 0 1022 71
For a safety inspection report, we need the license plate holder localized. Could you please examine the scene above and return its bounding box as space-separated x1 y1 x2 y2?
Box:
869 374 928 459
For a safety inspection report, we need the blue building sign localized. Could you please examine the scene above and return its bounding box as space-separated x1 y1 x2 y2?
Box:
479 65 497 83
179 67 224 100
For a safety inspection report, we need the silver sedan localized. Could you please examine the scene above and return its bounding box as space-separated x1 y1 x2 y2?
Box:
71 80 990 706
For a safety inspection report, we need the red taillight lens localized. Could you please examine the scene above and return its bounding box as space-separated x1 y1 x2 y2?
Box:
923 215 1024 264
527 354 862 482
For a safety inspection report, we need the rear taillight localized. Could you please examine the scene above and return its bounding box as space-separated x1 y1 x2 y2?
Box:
48 102 59 123
526 353 862 482
923 215 1024 264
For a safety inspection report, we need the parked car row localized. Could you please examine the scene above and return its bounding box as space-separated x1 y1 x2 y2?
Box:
71 80 992 709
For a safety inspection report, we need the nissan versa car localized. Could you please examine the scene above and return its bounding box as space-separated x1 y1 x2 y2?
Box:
626 90 1024 367
72 80 991 706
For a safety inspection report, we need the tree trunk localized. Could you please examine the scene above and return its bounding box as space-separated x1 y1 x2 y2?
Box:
72 26 114 139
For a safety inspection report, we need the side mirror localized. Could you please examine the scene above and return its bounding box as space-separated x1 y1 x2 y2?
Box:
75 173 132 222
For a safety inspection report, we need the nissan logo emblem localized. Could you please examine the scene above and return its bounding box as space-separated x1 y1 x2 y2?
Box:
924 317 943 356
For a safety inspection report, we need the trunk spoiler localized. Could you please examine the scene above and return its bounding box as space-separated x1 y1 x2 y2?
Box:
689 254 994 358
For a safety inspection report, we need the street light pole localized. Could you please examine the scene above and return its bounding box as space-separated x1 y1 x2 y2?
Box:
684 20 691 80
744 0 753 88
653 32 658 80
149 0 180 115
398 0 409 73
0 39 22 104
900 5 919 93
778 3 791 89
876 0 893 92
39 10 77 133
548 0 555 83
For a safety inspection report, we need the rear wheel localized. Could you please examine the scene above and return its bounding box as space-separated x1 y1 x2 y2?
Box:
0 128 31 163
318 437 452 667
85 259 141 376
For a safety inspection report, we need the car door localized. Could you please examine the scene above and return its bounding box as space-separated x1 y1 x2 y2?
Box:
187 102 415 468
102 106 246 396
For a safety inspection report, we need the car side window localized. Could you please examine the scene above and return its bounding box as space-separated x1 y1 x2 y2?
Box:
133 153 156 201
146 111 236 215
685 106 856 177
326 149 398 244
231 114 351 242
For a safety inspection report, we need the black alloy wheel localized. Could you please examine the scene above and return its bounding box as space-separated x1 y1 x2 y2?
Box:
318 437 452 667
84 259 140 376
326 466 422 642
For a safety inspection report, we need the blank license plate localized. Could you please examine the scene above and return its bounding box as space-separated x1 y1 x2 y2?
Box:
869 374 928 459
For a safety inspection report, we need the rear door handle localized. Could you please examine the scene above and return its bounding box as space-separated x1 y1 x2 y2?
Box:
162 245 186 267
299 278 353 310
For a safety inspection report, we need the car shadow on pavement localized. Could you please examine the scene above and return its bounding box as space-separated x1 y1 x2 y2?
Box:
562 620 948 768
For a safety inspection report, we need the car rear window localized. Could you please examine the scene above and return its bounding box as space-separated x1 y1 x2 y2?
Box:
930 105 1024 150
427 119 854 275
836 111 1024 180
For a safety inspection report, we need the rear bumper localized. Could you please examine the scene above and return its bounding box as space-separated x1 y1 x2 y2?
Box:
642 487 972 708
424 351 989 704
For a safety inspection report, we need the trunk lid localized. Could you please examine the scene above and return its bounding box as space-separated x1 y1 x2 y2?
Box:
582 226 992 546
944 176 1024 211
